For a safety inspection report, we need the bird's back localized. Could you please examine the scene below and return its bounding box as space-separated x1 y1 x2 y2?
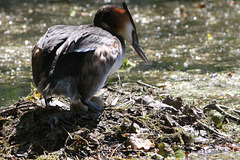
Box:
32 25 124 99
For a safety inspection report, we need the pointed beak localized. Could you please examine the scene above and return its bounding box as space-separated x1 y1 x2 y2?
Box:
131 32 148 62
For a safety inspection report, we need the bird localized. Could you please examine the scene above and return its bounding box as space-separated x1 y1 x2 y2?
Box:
31 2 148 113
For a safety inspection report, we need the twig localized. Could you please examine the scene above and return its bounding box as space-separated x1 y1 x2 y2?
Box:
136 80 158 89
107 87 126 95
218 105 240 116
117 72 122 87
111 156 132 160
205 103 240 124
0 101 37 115
62 127 73 139
110 144 121 158
115 100 135 109
196 119 224 138
62 126 74 148
215 105 240 124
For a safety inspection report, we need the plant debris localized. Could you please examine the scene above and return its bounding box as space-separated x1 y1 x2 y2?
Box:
0 83 240 159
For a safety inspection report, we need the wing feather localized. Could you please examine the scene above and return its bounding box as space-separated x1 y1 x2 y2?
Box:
34 25 122 94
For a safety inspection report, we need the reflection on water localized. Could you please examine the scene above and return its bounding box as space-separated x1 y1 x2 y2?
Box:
0 0 240 107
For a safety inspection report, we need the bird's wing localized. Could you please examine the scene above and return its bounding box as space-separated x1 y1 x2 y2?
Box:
32 25 88 86
35 25 121 94
37 24 119 55
37 25 89 54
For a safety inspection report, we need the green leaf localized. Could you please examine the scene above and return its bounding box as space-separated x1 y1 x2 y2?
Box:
175 149 185 159
209 110 223 128
158 142 174 158
122 59 136 68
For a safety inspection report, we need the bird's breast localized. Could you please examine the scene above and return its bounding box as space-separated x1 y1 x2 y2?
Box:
109 44 125 75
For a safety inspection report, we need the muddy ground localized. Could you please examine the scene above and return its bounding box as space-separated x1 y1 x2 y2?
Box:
0 83 240 159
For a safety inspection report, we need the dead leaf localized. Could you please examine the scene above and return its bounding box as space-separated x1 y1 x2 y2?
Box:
128 134 154 151
111 97 119 106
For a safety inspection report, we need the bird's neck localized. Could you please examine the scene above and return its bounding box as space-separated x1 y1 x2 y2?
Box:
93 21 125 46
102 26 126 51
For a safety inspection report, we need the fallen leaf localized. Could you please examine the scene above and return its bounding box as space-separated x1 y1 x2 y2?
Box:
128 134 154 151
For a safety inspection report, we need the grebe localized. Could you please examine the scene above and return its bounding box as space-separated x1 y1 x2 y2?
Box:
32 2 148 112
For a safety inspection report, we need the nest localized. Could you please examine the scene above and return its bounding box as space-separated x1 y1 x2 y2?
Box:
0 83 239 159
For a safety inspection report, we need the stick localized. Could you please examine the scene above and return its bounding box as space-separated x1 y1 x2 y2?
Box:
136 80 158 89
218 105 240 116
107 87 126 95
110 144 121 158
196 119 225 138
205 103 240 124
0 101 37 115
214 105 240 124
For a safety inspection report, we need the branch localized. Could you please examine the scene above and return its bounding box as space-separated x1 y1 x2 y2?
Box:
218 105 240 116
196 120 225 138
204 102 240 124
136 80 158 89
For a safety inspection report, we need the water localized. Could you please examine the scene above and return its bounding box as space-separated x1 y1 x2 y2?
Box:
0 0 240 108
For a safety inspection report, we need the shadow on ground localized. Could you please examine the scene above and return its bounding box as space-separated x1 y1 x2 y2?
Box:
1 101 101 158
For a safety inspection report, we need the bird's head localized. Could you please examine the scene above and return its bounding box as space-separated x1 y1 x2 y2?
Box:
94 2 148 62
